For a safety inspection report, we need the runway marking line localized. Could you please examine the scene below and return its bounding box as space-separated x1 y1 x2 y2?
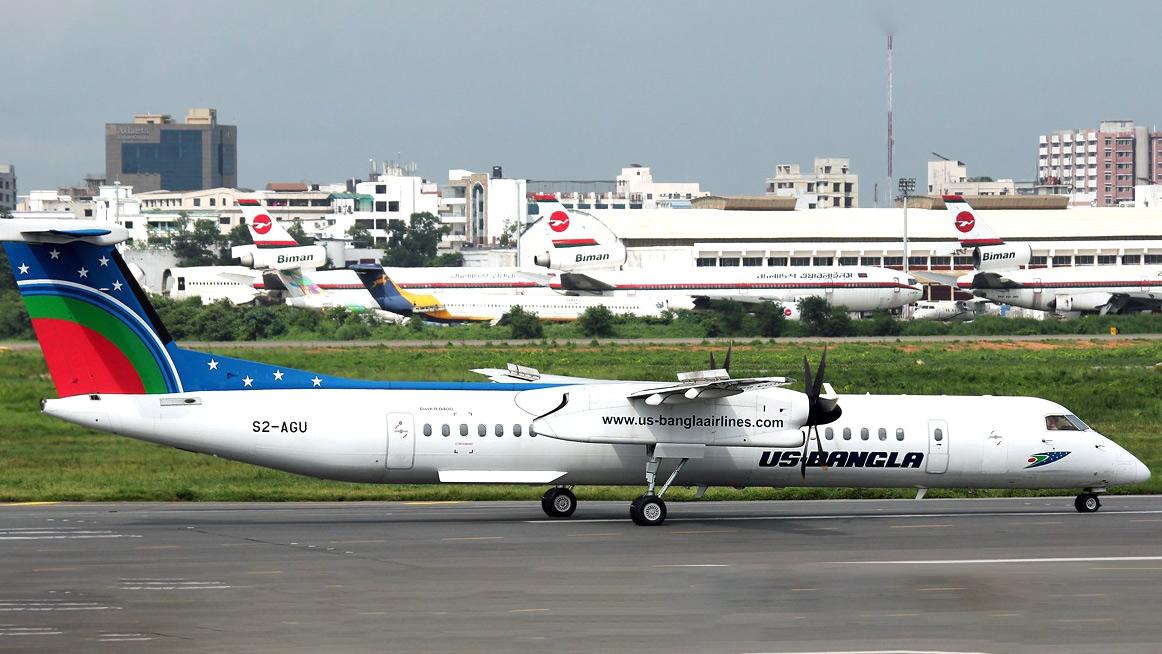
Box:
509 608 550 613
441 536 504 542
653 564 729 568
917 587 966 592
1089 566 1162 571
0 502 59 507
790 588 816 592
246 570 285 575
890 524 953 529
837 556 1162 566
32 567 77 573
134 545 180 550
405 501 464 506
527 508 1162 525
670 528 738 535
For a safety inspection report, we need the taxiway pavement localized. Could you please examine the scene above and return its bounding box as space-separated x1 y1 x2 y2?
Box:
3 496 1161 653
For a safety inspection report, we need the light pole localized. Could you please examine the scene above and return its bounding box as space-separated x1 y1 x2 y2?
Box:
897 177 916 275
898 177 917 316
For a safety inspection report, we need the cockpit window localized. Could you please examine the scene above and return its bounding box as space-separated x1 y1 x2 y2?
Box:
1045 414 1089 431
907 278 918 286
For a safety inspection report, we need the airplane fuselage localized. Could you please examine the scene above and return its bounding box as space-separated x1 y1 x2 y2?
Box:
958 266 1162 314
44 387 1144 491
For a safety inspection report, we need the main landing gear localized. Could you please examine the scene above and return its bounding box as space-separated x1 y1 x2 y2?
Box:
630 447 691 527
541 487 577 518
1074 491 1102 513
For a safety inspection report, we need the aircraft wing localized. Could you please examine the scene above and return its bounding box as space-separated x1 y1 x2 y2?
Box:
626 375 794 405
913 270 961 287
471 365 612 384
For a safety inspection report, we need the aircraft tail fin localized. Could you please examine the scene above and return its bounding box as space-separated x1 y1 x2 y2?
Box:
239 199 298 247
943 195 1003 247
351 265 443 316
2 219 360 396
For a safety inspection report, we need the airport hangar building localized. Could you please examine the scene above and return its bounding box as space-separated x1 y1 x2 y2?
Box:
519 197 1162 302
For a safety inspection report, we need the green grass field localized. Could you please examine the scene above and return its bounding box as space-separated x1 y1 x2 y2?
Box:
1 339 1159 502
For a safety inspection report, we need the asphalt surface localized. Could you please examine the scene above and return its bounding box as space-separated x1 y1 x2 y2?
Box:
3 497 1162 653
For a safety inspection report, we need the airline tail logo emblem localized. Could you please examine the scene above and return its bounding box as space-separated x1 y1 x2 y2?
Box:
252 214 273 235
954 211 975 233
549 211 570 233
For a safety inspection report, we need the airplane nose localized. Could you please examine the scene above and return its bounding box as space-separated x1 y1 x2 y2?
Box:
1121 457 1151 485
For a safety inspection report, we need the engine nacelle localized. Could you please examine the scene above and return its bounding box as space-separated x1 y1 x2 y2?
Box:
972 243 1030 271
233 245 327 271
1053 292 1112 313
532 243 626 272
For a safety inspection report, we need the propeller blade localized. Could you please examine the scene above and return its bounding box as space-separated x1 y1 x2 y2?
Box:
802 355 813 399
800 428 810 479
811 347 828 399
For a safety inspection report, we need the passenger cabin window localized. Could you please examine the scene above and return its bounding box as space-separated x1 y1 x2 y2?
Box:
859 428 867 440
825 427 834 440
842 427 851 440
932 428 941 442
478 424 486 437
513 424 522 437
894 428 902 441
460 424 468 436
423 424 432 437
441 424 450 437
877 428 886 441
1045 414 1088 431
495 424 503 437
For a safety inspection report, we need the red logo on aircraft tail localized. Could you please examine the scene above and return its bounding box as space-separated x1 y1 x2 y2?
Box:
252 214 273 235
549 211 570 233
954 211 975 233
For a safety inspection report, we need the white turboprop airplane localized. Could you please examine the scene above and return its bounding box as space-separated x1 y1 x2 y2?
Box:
942 195 1162 315
232 200 384 315
2 220 1149 525
911 299 995 322
161 266 261 305
554 266 923 313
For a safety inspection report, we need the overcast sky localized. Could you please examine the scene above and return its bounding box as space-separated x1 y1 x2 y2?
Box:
6 0 1161 203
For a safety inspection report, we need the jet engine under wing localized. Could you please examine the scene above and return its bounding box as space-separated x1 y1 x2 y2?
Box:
970 271 1022 290
626 373 795 406
558 272 616 293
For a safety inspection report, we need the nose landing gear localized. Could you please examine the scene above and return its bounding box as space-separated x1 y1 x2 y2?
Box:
1074 491 1102 513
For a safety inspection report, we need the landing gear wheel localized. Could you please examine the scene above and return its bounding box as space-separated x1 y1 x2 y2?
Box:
1074 493 1101 513
629 495 667 526
541 488 577 518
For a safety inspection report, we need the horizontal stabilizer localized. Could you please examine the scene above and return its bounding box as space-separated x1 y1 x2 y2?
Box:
0 220 129 245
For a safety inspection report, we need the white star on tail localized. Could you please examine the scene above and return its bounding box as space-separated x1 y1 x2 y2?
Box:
49 249 60 260
111 281 123 291
98 256 110 267
207 359 219 370
242 376 254 387
273 370 284 381
77 267 88 278
311 376 322 387
18 264 29 275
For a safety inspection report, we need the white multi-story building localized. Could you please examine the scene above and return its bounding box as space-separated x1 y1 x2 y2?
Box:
766 157 858 208
927 160 1016 197
0 164 15 212
529 165 707 211
320 165 440 247
440 168 528 247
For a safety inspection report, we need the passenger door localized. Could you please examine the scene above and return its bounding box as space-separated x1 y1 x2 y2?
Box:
386 412 415 470
926 419 949 474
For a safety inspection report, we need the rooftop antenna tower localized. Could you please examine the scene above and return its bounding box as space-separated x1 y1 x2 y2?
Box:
886 34 894 207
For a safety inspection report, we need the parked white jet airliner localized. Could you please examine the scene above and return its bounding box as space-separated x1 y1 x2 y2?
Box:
2 220 1149 525
944 195 1162 315
555 266 923 313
